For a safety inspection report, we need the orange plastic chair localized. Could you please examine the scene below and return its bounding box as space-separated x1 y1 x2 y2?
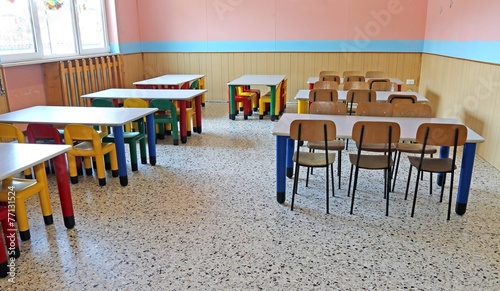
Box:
0 124 32 178
64 124 119 186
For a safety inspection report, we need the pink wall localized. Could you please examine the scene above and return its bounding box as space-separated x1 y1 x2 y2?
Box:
425 0 500 41
135 0 427 42
114 0 142 43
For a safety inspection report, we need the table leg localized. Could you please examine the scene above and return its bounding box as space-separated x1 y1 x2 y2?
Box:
111 125 128 186
179 100 187 143
229 85 236 120
276 136 287 204
437 146 450 186
146 114 157 165
455 143 476 215
195 95 202 133
53 153 75 229
309 83 314 89
297 100 308 114
286 138 294 178
270 85 277 121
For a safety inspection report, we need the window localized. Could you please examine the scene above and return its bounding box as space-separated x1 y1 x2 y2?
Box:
0 0 109 63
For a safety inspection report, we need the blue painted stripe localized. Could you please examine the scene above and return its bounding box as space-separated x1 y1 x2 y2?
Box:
424 40 500 64
113 42 143 54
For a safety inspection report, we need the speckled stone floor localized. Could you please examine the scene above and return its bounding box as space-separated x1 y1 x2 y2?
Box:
2 102 499 290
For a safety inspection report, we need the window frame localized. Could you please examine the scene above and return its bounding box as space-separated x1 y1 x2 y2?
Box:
0 0 110 64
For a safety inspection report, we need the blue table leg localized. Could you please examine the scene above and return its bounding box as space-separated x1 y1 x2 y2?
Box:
276 136 287 203
286 138 294 178
146 114 157 165
456 143 476 215
112 125 128 186
437 146 450 186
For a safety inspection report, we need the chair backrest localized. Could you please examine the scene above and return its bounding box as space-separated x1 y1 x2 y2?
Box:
149 99 178 120
345 75 366 82
308 89 338 102
319 70 339 77
343 70 363 77
290 119 336 143
64 124 103 151
387 94 417 105
320 75 341 83
26 124 63 144
416 123 467 147
313 81 339 89
190 79 199 89
352 121 401 145
393 103 432 117
309 101 347 115
346 89 376 104
368 78 391 89
343 81 369 90
124 98 149 108
91 98 115 107
365 70 386 78
0 123 26 143
356 102 394 117
371 81 397 91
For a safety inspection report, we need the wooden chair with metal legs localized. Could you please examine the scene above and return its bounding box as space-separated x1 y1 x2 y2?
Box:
405 123 467 220
391 103 436 192
343 70 363 77
319 74 341 84
308 89 338 103
345 75 366 82
371 81 398 92
365 70 386 78
290 119 337 214
343 81 369 91
345 89 377 115
387 94 418 105
307 101 346 189
313 81 339 90
368 78 391 90
348 121 401 216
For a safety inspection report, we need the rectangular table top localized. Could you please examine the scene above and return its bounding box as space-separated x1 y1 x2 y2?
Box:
0 106 157 126
307 76 403 85
133 74 205 86
228 75 286 86
81 88 207 101
294 89 428 103
0 143 71 180
272 113 484 143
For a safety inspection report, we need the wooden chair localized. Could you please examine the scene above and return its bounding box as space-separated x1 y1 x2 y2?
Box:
313 81 339 89
345 75 366 82
343 70 363 77
308 89 338 103
343 81 369 90
319 70 339 77
307 101 346 189
392 103 436 191
405 123 467 220
290 119 337 214
368 78 391 90
64 124 119 186
356 102 394 117
345 89 377 115
387 94 418 105
319 74 341 83
348 121 401 216
371 81 398 92
365 70 386 78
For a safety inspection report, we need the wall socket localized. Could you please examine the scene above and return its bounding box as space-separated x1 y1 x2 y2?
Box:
406 79 415 85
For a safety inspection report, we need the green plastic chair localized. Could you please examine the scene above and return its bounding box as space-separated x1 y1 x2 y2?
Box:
149 99 179 145
91 98 147 171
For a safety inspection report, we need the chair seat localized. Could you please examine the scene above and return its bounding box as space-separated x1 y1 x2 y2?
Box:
74 141 114 152
358 142 397 152
396 142 437 154
0 178 44 200
103 131 144 140
307 139 345 151
349 153 394 169
408 156 456 173
293 152 335 167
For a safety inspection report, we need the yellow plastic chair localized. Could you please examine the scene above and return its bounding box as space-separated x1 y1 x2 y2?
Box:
259 81 282 119
236 85 258 113
0 169 53 241
64 124 118 186
0 123 32 178
123 98 149 132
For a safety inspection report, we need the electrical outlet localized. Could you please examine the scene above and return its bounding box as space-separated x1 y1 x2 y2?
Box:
406 79 415 85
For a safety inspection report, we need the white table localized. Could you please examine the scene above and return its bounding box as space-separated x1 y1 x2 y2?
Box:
82 88 207 143
134 74 207 106
228 75 286 121
272 113 484 216
0 106 158 186
307 77 404 90
0 143 75 229
294 89 429 113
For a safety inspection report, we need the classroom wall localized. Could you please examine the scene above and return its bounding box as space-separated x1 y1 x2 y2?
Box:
420 0 500 170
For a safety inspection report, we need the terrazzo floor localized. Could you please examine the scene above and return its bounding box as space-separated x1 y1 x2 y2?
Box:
1 102 499 290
